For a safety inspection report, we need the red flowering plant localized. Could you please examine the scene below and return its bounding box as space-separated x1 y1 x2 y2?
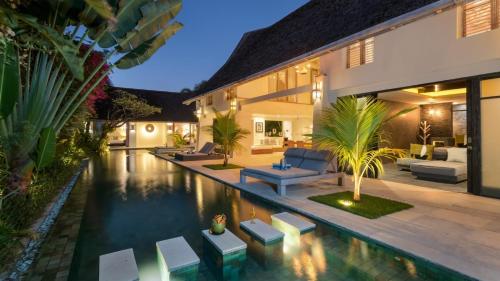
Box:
79 44 111 114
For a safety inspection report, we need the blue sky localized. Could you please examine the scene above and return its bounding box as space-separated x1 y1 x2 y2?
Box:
110 0 307 92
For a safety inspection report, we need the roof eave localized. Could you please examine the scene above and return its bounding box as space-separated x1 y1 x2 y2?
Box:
185 0 458 104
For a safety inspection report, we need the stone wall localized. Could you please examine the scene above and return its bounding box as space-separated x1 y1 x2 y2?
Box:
420 103 453 138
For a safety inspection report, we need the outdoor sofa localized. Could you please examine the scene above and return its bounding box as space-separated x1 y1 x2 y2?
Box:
410 147 467 183
239 148 345 196
174 142 224 161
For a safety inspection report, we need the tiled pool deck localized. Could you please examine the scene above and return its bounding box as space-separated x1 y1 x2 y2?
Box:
155 154 500 281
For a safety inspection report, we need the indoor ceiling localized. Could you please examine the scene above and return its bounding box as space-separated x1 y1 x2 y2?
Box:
378 89 467 105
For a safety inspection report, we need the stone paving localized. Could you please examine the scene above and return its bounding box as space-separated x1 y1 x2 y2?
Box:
25 180 88 281
155 154 500 281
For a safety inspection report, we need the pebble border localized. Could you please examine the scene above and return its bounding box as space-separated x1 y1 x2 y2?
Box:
6 159 89 281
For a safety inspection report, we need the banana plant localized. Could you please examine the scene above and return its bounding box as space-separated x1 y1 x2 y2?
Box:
0 0 183 192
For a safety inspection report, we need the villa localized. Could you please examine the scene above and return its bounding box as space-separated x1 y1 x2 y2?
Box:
185 0 500 199
94 87 199 149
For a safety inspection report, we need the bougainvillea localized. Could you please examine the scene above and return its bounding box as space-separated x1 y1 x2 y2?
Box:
80 45 110 114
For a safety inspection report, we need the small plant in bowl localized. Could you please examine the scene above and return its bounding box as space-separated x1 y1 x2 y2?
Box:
210 214 226 235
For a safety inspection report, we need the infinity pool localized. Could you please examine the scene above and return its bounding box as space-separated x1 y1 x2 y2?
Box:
68 150 470 280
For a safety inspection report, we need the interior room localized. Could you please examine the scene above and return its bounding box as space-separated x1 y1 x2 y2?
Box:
376 81 468 192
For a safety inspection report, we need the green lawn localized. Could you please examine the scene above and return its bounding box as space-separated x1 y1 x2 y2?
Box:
308 191 413 219
202 164 244 170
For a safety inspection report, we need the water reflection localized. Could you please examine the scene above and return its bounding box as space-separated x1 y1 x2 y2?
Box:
68 151 466 281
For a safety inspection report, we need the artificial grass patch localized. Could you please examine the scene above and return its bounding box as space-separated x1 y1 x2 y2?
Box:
202 164 244 170
308 191 413 219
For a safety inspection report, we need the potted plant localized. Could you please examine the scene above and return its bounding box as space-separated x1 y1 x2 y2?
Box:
210 214 226 235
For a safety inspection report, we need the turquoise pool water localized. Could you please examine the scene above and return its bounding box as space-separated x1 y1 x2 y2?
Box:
68 151 471 281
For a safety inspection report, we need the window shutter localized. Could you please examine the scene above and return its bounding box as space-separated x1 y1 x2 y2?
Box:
347 42 362 68
364 37 375 64
463 0 493 37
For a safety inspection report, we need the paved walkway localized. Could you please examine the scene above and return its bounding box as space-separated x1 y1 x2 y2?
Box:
155 154 500 281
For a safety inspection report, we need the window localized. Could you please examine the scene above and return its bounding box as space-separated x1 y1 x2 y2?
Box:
463 0 499 37
225 87 237 100
347 37 374 68
206 95 213 106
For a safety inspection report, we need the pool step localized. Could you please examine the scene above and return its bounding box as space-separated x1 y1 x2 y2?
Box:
157 236 200 273
99 248 139 281
202 229 247 255
271 212 316 234
240 219 284 244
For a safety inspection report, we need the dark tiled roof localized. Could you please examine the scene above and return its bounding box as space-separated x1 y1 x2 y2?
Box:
95 87 198 122
198 0 441 95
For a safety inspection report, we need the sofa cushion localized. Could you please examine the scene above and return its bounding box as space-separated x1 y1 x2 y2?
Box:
396 158 428 167
199 143 213 154
299 150 332 174
284 148 307 167
432 147 448 161
411 161 467 177
447 147 467 163
243 166 319 179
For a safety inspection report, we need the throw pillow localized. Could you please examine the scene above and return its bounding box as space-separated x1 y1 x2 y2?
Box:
447 147 467 163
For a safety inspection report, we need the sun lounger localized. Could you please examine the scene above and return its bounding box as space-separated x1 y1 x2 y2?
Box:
174 142 224 161
240 148 344 196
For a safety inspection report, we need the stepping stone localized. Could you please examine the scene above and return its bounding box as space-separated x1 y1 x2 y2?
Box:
240 219 284 244
99 248 139 281
157 236 200 273
202 229 247 255
271 212 316 234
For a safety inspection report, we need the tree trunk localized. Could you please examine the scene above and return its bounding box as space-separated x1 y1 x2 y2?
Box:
353 173 362 201
6 156 34 193
223 153 228 166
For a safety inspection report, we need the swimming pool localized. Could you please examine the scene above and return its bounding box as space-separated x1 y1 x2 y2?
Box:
68 150 471 280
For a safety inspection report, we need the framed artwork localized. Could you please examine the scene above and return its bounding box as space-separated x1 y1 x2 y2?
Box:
265 120 283 137
255 122 264 133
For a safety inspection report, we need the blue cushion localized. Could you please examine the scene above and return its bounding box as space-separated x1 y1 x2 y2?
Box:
299 150 333 174
284 148 307 167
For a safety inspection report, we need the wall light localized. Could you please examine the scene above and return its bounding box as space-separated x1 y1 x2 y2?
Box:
145 124 155 133
230 99 238 111
312 75 323 102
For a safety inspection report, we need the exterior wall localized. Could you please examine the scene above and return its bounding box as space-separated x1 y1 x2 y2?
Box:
133 122 168 148
320 7 500 98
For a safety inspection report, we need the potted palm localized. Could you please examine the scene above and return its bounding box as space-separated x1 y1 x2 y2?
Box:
312 96 413 201
206 110 250 167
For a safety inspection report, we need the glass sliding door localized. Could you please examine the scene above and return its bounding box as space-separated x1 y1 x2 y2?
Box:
480 77 500 197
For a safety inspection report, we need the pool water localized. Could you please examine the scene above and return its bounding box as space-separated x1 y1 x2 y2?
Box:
68 151 471 281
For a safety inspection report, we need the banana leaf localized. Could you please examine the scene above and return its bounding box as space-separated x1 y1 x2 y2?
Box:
84 0 116 21
118 0 182 51
35 127 56 170
0 40 19 118
115 21 182 69
0 8 84 81
97 0 151 48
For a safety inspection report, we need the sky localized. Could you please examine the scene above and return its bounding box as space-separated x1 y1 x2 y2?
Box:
110 0 308 92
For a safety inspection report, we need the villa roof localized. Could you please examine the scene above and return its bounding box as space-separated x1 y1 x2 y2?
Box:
95 87 198 123
196 0 441 96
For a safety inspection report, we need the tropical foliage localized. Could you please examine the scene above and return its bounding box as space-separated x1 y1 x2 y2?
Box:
94 89 161 152
312 96 412 201
0 0 183 192
206 110 249 166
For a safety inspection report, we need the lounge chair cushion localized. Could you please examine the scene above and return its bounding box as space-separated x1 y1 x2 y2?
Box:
396 158 428 167
199 143 214 154
410 161 467 177
242 166 319 179
284 148 307 167
299 150 332 174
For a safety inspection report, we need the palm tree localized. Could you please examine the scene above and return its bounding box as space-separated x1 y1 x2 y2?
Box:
206 110 250 166
312 96 412 201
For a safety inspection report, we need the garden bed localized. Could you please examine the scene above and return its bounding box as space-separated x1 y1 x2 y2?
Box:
308 191 413 219
202 164 244 170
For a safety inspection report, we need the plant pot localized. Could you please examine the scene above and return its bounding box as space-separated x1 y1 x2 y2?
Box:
211 223 226 235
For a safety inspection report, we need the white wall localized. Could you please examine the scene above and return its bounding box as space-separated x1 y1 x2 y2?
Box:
321 8 500 97
134 122 167 148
